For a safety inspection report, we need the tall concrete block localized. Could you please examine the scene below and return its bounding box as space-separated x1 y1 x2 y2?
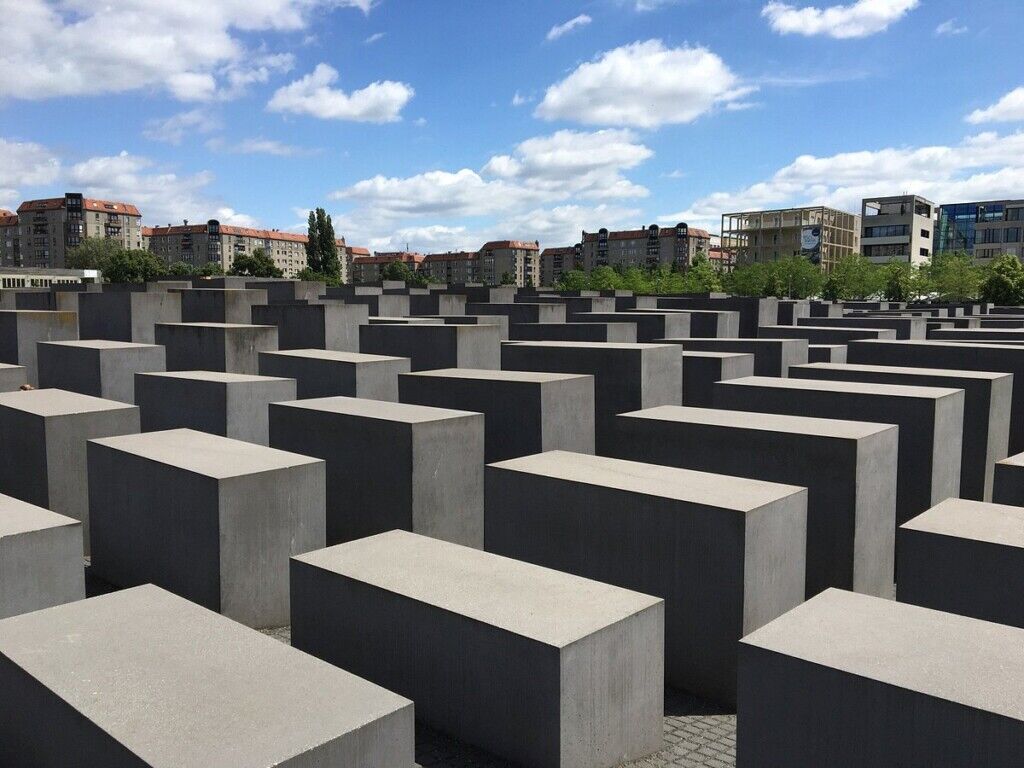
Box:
0 310 78 385
155 322 278 374
399 368 594 461
178 288 268 324
259 348 410 400
572 311 690 342
758 324 897 344
291 530 664 768
485 451 805 704
993 451 1024 506
655 337 808 376
269 397 484 546
611 406 897 598
681 351 755 406
797 315 926 340
791 362 1012 501
0 584 414 767
359 323 500 371
77 291 182 344
38 340 166 404
714 376 963 524
898 498 1024 627
0 494 84 619
808 344 847 363
0 389 139 553
88 429 325 628
509 321 637 343
251 302 366 351
500 341 681 454
737 588 1024 767
0 363 27 391
135 370 296 445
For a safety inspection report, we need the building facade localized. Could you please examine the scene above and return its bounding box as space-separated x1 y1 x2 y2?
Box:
351 252 425 283
539 246 581 286
422 251 480 284
860 195 936 265
936 200 1024 257
579 224 711 274
10 194 143 268
478 241 540 287
974 201 1024 262
0 210 17 267
720 207 860 271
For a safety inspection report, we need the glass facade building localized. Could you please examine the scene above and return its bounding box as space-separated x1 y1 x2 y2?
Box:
936 201 1011 256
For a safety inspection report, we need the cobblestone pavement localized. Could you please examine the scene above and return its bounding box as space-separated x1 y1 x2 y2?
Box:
261 626 737 768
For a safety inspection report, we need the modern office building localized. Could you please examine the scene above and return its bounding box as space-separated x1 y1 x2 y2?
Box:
974 201 1024 262
579 224 711 273
351 251 425 283
422 251 480 284
860 195 936 265
539 246 581 286
720 207 860 271
478 240 541 287
936 200 1024 257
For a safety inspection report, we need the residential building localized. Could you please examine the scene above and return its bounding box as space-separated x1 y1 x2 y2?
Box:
352 251 425 283
539 245 581 286
12 193 143 268
974 201 1024 262
579 224 711 273
422 251 479 284
340 246 363 284
936 200 1024 256
860 195 936 265
720 207 860 271
478 240 541 287
0 210 18 267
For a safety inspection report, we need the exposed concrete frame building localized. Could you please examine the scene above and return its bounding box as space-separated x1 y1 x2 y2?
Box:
975 201 1024 262
721 206 860 272
860 195 936 265
579 224 711 273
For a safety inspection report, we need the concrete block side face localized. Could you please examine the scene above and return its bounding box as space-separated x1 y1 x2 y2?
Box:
354 358 410 402
852 431 898 595
77 294 132 342
287 705 415 768
87 445 222 611
0 315 19 365
0 409 49 509
455 326 501 370
360 325 461 372
218 462 326 628
97 347 167 404
156 324 227 372
38 344 102 398
930 390 965 505
129 293 182 344
290 562 563 767
639 347 683 409
17 314 79 385
223 379 297 445
411 415 485 548
258 354 357 399
224 326 278 374
0 524 85 619
0 365 28 392
987 376 1014 501
993 462 1024 507
742 494 807 635
136 376 229 436
323 306 364 352
559 604 664 768
540 376 596 456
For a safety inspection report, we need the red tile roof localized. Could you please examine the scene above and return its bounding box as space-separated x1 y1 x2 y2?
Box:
145 224 344 246
346 246 371 257
480 240 539 251
17 197 141 217
355 252 425 265
141 226 155 237
423 251 479 262
0 214 17 228
541 247 576 256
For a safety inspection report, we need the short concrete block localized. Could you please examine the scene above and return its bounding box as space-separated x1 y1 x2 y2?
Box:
0 310 78 385
359 323 500 371
655 338 808 376
993 451 1024 507
797 315 926 340
509 322 638 343
291 530 664 768
251 302 366 352
77 291 182 344
466 301 566 326
573 311 691 342
0 363 27 391
155 322 278 374
635 308 740 338
179 288 268 324
808 344 847 363
259 348 410 400
269 397 484 547
88 429 325 628
38 340 166 404
681 351 755 406
759 324 897 344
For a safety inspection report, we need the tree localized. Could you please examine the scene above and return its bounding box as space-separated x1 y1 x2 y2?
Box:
726 262 775 297
980 253 1024 305
65 237 123 270
380 259 428 287
296 266 342 287
305 210 322 274
772 256 823 299
315 208 340 279
499 271 517 285
229 247 283 278
103 249 166 283
166 261 194 277
198 260 224 277
620 266 653 294
878 260 913 302
587 266 624 291
679 253 723 294
928 251 982 301
554 269 588 291
826 254 880 300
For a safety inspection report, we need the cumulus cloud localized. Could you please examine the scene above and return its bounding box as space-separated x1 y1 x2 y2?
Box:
761 0 919 39
0 138 62 190
267 63 414 122
966 88 1024 125
143 110 221 145
546 14 592 41
535 40 754 128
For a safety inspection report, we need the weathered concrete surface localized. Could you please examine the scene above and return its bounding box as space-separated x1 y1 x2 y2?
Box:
572 312 691 343
0 310 78 385
292 530 664 768
77 291 182 344
359 323 500 371
251 302 366 352
654 338 808 377
680 352 755 407
0 363 28 391
485 451 805 704
259 348 410 400
647 297 776 337
466 302 566 326
633 309 741 338
509 322 638 343
420 313 509 341
178 288 268 324
38 340 166 404
797 315 927 340
155 322 278 374
758 325 897 344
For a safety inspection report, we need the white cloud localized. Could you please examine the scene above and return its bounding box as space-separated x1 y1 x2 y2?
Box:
935 18 967 36
0 138 62 189
511 91 531 107
213 207 260 227
546 14 592 41
535 40 754 128
205 137 314 156
364 32 385 44
632 0 681 10
0 0 365 102
967 88 1024 125
761 0 919 39
143 110 221 145
267 63 414 122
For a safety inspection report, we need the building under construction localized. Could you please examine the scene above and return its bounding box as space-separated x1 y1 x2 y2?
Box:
720 206 860 271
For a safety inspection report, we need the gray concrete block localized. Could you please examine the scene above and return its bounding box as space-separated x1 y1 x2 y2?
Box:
408 292 466 316
808 344 847 363
77 291 182 344
485 451 805 704
399 368 594 462
809 300 844 318
501 341 681 454
777 300 810 325
155 322 278 374
259 348 409 400
359 323 500 371
251 302 366 351
797 315 927 340
466 302 566 325
509 322 638 343
714 376 963 525
179 288 268 324
572 311 690 342
634 308 740 338
0 494 84 619
929 328 1024 342
332 293 410 317
680 351 755 406
791 362 1012 501
135 371 296 445
88 429 325 628
291 530 664 768
611 406 897 598
246 279 325 304
0 310 78 385
649 296 776 337
38 340 166 404
269 397 483 547
0 389 139 553
422 313 509 340
737 588 1024 767
0 363 27 391
898 498 1024 627
993 451 1024 506
0 584 414 767
758 324 897 344
654 337 808 376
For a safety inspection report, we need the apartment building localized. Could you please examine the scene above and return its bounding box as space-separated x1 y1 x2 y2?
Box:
351 251 425 283
479 241 541 287
860 195 936 265
539 246 581 286
578 224 711 273
720 207 860 271
422 251 480 284
0 210 17 267
10 193 143 268
974 201 1024 262
936 199 1024 256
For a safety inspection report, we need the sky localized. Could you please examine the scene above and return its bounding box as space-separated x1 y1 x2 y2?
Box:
2 0 1024 253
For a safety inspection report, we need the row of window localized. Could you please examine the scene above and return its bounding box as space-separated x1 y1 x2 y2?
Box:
980 227 1023 244
864 225 909 238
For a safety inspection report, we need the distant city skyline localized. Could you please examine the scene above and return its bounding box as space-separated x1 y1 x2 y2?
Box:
3 0 1024 252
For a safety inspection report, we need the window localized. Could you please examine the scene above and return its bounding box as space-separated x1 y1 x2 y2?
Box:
864 225 909 238
981 228 1002 244
920 248 929 257
920 229 930 239
1007 228 1022 244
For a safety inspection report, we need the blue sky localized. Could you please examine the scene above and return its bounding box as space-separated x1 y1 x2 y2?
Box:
2 0 1024 251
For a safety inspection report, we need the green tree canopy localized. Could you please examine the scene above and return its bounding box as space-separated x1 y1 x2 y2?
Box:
228 247 283 278
772 256 823 299
305 210 322 273
66 238 165 283
198 260 224 277
381 259 429 287
825 254 880 300
166 261 194 277
878 260 913 302
679 253 723 294
553 269 588 291
499 271 517 285
980 253 1024 305
927 251 982 301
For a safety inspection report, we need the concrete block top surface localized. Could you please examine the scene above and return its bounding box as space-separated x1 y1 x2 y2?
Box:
0 584 411 766
39 339 162 351
741 588 1024 720
489 450 805 511
902 497 1024 548
0 388 136 416
855 338 1024 351
998 452 1024 469
294 530 662 648
503 340 675 351
0 493 80 538
724 375 963 401
798 362 1010 382
137 370 292 385
623 405 895 440
156 322 276 331
89 428 322 479
403 367 589 384
262 349 407 364
681 351 755 360
274 395 479 424
0 310 75 318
